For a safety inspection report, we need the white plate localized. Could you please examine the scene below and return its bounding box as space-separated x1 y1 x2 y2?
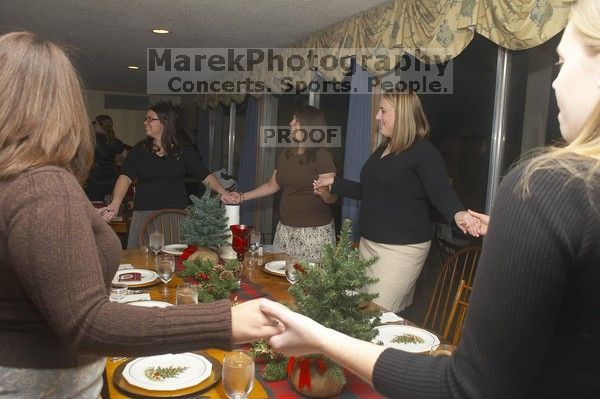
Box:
373 325 440 353
123 352 212 391
264 260 286 276
161 244 188 256
112 269 159 287
127 300 173 308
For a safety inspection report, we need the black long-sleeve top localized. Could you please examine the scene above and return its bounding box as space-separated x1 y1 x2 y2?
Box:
372 161 600 398
332 139 464 244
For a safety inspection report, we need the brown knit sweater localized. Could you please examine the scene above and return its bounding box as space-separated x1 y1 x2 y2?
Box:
0 166 232 368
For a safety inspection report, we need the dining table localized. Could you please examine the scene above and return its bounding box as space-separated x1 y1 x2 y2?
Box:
104 250 395 398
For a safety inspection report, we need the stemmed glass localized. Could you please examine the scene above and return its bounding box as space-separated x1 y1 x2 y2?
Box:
230 225 253 262
222 350 255 399
155 253 175 296
285 258 301 285
248 231 262 265
149 232 164 259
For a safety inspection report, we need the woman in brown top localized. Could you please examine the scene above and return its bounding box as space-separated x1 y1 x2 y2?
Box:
0 32 280 399
224 105 337 263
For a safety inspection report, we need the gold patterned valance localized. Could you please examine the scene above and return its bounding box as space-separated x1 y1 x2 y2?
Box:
197 0 573 109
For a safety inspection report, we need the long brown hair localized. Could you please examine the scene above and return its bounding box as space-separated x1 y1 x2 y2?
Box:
380 90 429 154
520 0 600 195
95 114 117 144
285 105 326 164
0 31 93 183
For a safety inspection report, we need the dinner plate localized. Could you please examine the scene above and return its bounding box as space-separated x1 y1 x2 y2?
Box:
127 300 173 308
373 325 440 353
123 353 212 391
161 244 188 256
113 352 222 398
263 260 286 277
112 269 159 288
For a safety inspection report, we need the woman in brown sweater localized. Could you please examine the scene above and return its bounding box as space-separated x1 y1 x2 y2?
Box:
0 32 280 398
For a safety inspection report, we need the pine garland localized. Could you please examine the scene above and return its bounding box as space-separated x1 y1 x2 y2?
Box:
262 359 289 381
178 258 241 302
180 190 229 251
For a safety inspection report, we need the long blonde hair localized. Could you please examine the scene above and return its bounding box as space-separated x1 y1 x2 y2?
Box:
520 0 600 194
0 31 93 183
380 91 429 154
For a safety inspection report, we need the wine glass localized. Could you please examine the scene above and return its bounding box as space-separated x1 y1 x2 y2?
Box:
222 350 254 399
155 253 175 296
285 258 301 285
248 231 262 265
149 232 164 258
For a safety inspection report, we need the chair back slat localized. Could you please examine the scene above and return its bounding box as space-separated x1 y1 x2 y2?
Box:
139 209 188 247
443 280 472 345
422 246 481 336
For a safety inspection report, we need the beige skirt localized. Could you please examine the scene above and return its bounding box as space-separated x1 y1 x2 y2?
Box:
359 237 431 313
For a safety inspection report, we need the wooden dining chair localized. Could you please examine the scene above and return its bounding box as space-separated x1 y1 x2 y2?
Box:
422 246 481 337
139 209 188 247
443 279 472 345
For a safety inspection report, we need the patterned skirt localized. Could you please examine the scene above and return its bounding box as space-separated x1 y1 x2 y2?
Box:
0 358 106 399
273 219 335 263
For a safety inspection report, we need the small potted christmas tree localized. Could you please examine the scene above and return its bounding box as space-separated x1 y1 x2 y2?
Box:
180 190 229 262
286 219 381 397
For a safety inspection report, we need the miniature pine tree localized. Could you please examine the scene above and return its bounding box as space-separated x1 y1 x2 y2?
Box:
180 190 229 251
287 219 382 385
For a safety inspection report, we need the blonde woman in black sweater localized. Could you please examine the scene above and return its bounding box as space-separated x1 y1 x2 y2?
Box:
315 91 479 312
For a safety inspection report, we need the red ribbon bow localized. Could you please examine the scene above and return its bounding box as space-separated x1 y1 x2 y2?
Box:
287 356 329 390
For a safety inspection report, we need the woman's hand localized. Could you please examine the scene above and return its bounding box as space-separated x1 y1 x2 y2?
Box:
231 299 285 344
221 191 241 204
313 175 334 190
467 209 490 236
454 210 482 237
259 299 328 357
99 202 119 222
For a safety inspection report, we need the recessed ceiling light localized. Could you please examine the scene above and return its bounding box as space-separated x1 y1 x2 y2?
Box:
152 29 170 34
127 65 140 70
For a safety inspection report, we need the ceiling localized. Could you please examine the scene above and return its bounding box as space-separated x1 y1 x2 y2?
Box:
1 0 388 93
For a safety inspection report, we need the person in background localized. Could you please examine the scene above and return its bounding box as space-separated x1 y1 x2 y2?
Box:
314 91 479 312
261 1 600 396
101 101 228 249
85 114 126 202
223 105 337 263
0 31 281 399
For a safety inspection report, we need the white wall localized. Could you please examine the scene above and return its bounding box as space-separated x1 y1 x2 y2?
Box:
86 90 181 146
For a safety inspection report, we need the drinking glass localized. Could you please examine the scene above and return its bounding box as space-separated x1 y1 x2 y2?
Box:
429 344 457 356
285 258 301 285
248 231 262 265
222 350 254 399
176 283 198 305
155 253 175 295
140 245 150 266
109 283 128 301
149 232 164 258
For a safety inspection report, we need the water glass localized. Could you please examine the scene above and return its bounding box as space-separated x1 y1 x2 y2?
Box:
149 232 164 257
156 253 175 295
176 283 198 305
285 259 301 285
109 283 128 301
223 350 254 399
429 344 457 356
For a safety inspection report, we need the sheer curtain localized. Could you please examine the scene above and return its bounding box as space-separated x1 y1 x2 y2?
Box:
342 61 373 241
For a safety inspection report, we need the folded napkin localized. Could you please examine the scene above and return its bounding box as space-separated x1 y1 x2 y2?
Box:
110 293 151 303
118 264 134 270
380 312 404 324
118 272 141 282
